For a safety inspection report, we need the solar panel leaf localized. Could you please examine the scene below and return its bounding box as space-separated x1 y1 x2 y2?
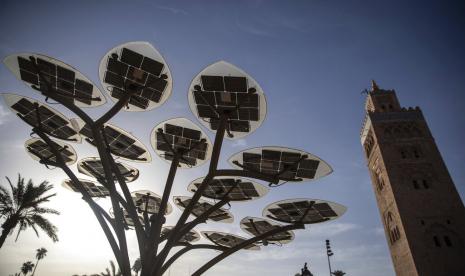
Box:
4 54 106 107
188 61 267 139
263 199 346 224
151 118 212 168
99 42 172 111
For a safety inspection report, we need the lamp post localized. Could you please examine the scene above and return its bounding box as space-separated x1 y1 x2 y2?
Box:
326 239 334 276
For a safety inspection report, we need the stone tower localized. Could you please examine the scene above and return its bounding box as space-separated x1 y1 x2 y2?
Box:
360 81 465 276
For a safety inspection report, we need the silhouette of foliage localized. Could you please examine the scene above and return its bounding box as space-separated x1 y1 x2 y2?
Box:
0 175 59 248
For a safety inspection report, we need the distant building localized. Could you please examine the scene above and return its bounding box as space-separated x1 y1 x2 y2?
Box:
360 81 465 275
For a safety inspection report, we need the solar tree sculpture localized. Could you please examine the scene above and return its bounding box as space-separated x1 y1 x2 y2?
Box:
1 41 346 276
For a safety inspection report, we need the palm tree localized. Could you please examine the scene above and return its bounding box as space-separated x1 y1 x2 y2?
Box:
31 247 47 276
20 261 34 275
100 260 121 276
0 174 60 248
332 270 346 276
132 257 141 276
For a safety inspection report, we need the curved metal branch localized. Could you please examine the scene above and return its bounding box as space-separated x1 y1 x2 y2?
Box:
95 91 132 126
172 181 238 246
82 196 117 229
148 153 180 259
90 125 131 275
101 128 145 238
106 149 147 263
96 78 164 126
192 223 305 276
160 244 226 275
32 127 122 267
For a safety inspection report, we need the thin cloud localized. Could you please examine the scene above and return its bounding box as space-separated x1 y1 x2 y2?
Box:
304 222 360 237
156 5 188 15
169 100 186 110
374 226 385 236
235 21 276 38
243 245 318 261
0 104 12 125
273 17 310 33
231 139 247 148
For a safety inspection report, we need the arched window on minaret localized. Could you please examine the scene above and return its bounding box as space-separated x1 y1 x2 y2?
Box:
385 212 401 245
404 165 435 191
424 223 462 249
375 168 384 191
371 158 384 191
364 134 374 158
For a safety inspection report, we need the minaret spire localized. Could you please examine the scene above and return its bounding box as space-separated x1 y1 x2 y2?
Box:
371 80 379 92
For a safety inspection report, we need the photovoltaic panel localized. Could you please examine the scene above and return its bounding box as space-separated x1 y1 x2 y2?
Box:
240 217 294 244
188 61 267 139
62 178 110 198
73 118 151 162
99 41 172 111
262 199 346 225
201 231 260 250
3 53 106 107
25 138 76 166
228 146 333 184
151 118 212 168
161 226 200 243
187 176 268 201
77 157 139 183
173 196 233 223
3 94 81 142
131 190 172 215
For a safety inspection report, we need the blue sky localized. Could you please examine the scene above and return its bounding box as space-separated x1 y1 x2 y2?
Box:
0 0 464 275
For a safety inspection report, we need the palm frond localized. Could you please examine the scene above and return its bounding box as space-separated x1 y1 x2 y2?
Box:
5 176 18 209
33 207 60 215
0 184 14 215
22 180 36 206
30 181 53 200
1 181 14 218
132 257 141 274
0 184 13 207
31 214 59 242
21 181 55 210
26 193 57 209
24 217 40 237
14 175 26 207
14 220 28 241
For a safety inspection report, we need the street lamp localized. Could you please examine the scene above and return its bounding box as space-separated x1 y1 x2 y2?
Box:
326 239 334 276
